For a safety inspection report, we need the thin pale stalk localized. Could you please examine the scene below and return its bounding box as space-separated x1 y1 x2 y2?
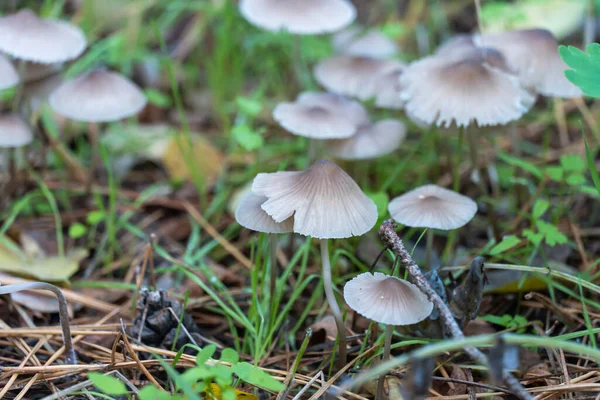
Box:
320 239 346 369
376 325 394 400
269 233 278 309
425 229 433 270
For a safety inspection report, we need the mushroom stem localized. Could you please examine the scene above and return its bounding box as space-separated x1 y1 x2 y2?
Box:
425 229 433 270
376 324 394 400
0 282 77 365
466 127 501 242
453 126 464 192
86 122 100 191
269 233 278 309
307 138 317 164
320 238 347 369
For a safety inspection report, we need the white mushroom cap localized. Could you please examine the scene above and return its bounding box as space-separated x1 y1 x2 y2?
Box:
0 114 33 148
344 272 433 325
388 184 477 230
332 26 399 59
0 9 86 64
273 92 368 139
314 55 406 101
49 69 147 122
239 0 356 35
252 159 377 239
475 29 581 98
325 119 406 160
235 191 294 234
0 54 19 90
369 65 406 109
436 34 477 57
400 47 535 127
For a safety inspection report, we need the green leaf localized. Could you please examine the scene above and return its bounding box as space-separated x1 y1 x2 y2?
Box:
585 138 600 197
220 348 240 364
546 166 564 181
232 124 264 151
536 221 568 246
196 344 217 366
236 96 263 117
532 199 550 220
566 173 586 186
145 88 172 108
560 154 586 172
88 372 128 396
222 388 237 400
68 222 87 239
366 191 389 218
559 43 600 97
489 235 521 255
139 385 171 400
232 362 285 392
523 228 544 246
498 152 543 178
86 210 106 225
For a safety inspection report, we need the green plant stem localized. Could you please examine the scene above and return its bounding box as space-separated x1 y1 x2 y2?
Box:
269 233 278 319
425 228 433 270
320 239 346 370
466 127 501 242
376 324 394 400
0 282 77 364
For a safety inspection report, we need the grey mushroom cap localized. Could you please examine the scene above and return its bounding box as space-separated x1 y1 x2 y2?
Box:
0 54 19 90
239 0 356 35
235 191 294 234
273 92 368 139
388 184 477 230
475 29 582 98
314 55 405 101
400 47 535 127
325 119 406 160
332 26 399 59
0 114 33 148
344 272 433 326
0 9 86 64
252 159 378 239
49 69 147 123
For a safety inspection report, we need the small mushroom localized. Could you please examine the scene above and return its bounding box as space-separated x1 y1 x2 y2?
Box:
273 92 369 161
332 26 399 59
314 55 405 102
238 0 356 35
325 119 406 161
0 114 33 148
476 29 581 98
0 54 19 90
253 159 377 368
0 9 86 64
49 69 147 184
344 272 433 399
401 47 535 128
388 184 477 269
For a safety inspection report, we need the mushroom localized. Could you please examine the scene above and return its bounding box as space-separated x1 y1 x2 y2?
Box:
235 191 293 307
344 272 433 399
0 9 86 64
325 119 406 161
273 92 369 161
238 0 356 35
0 114 33 184
49 69 147 183
388 184 477 269
332 26 399 59
252 159 378 367
314 55 406 102
0 54 19 90
400 47 533 240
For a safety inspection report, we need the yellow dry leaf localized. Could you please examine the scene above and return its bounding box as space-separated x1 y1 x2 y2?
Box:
0 239 86 282
362 376 404 400
162 135 224 187
205 383 258 400
484 262 578 294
